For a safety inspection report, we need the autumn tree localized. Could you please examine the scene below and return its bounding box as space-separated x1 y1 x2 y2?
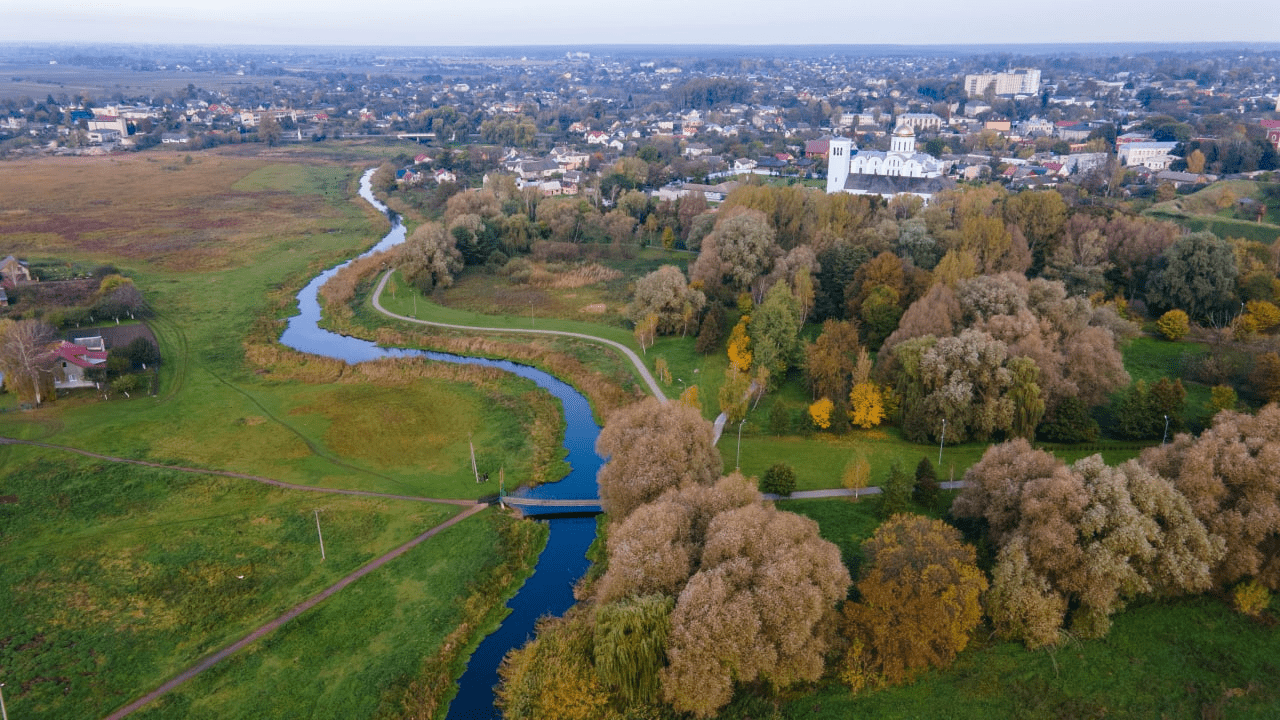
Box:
1157 309 1191 340
1251 352 1280 403
399 222 463 293
595 397 722 521
629 265 705 336
0 318 58 406
804 319 862 402
955 440 1221 645
842 514 987 685
726 315 752 373
808 397 834 430
595 474 760 603
661 503 849 717
633 313 658 354
497 613 610 720
848 380 886 430
689 209 777 297
1140 404 1280 590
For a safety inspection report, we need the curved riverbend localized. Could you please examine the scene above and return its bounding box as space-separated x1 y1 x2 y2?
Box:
279 169 603 718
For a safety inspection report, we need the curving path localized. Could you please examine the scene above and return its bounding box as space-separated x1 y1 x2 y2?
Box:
370 270 667 401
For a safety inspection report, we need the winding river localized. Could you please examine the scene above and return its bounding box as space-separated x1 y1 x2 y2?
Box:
279 170 602 718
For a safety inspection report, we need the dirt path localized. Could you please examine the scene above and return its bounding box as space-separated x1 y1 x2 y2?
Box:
370 270 667 401
0 436 477 506
101 502 489 719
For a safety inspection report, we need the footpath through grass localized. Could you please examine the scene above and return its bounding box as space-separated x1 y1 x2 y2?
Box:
130 509 545 720
0 450 459 719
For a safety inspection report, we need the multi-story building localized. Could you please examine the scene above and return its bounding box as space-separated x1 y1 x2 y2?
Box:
965 69 1041 97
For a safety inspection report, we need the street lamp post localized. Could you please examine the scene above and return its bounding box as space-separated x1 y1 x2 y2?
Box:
1162 414 1170 446
938 418 946 465
736 418 747 471
1 681 9 720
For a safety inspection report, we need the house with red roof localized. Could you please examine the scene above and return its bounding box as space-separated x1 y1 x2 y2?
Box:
48 340 108 389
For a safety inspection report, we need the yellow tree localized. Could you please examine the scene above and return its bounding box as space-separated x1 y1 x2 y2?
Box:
848 382 885 429
842 514 987 686
634 312 658 354
1156 309 1190 340
808 397 834 430
726 315 752 373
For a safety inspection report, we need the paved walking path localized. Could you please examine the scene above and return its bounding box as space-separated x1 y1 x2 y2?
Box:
0 437 477 506
370 270 667 401
102 502 489 719
762 480 967 501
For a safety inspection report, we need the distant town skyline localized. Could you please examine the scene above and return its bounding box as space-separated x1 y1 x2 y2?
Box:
2 1 1276 48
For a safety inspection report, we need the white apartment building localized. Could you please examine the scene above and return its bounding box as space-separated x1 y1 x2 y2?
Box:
965 69 1041 97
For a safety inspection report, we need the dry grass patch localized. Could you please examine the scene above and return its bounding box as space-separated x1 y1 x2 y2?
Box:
0 153 364 272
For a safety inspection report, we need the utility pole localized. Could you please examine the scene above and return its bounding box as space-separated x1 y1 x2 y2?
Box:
938 418 946 465
470 433 481 483
736 418 747 471
314 510 325 561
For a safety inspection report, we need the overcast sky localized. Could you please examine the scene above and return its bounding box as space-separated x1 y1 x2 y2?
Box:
2 1 1276 47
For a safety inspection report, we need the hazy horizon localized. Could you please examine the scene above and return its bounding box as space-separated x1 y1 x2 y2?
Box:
3 1 1277 48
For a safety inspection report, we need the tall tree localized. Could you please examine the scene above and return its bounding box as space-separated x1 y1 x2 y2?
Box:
842 514 987 685
661 503 849 717
595 398 722 521
1147 231 1239 325
0 318 58 406
629 265 705 336
1141 404 1280 591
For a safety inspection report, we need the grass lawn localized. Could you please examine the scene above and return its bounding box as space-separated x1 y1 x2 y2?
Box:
1121 334 1215 428
130 509 542 720
727 428 1144 492
777 596 1280 720
0 450 460 719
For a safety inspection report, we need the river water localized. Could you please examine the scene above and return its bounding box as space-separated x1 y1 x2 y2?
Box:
279 169 602 719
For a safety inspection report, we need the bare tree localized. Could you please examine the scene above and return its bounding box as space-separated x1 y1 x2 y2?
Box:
0 318 59 406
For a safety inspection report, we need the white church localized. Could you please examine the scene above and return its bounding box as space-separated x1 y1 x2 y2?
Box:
826 124 952 204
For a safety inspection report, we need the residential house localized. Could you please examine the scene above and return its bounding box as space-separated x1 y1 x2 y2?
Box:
49 341 107 389
0 255 32 285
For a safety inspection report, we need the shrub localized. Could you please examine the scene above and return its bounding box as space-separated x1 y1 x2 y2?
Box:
1233 579 1272 617
760 463 797 496
1156 309 1190 340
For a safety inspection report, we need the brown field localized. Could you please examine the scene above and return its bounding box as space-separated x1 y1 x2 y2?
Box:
0 152 368 272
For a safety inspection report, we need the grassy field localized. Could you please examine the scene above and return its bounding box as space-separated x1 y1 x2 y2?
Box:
775 595 1279 720
0 450 459 719
130 509 544 720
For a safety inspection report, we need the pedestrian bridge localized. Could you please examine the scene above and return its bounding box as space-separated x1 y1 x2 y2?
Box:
500 496 602 508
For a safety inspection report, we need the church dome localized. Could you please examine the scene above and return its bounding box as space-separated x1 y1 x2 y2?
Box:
893 124 915 137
